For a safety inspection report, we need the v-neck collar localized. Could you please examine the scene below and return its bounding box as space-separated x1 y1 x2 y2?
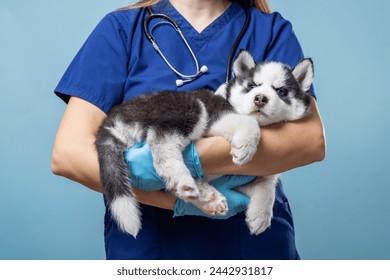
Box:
152 1 242 49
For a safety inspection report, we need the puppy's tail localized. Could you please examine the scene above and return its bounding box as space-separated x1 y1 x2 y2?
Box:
95 121 141 238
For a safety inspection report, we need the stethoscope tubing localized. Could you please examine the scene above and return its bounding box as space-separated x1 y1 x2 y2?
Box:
225 5 250 83
144 7 203 82
149 21 201 79
143 5 250 85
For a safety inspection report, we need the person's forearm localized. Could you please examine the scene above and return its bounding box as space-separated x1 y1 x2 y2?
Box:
51 139 176 210
196 97 326 176
51 135 103 192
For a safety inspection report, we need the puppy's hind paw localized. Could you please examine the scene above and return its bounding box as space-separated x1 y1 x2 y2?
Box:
204 195 228 216
191 182 228 216
245 209 272 235
176 184 200 199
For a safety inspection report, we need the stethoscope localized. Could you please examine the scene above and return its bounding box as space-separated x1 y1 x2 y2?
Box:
143 4 250 87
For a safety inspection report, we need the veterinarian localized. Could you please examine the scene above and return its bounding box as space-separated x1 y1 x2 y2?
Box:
52 0 325 259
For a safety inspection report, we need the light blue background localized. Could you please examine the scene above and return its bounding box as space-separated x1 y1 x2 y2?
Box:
0 0 389 260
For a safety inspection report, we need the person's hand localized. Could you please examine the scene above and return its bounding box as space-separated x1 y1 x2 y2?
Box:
174 175 255 219
124 141 203 191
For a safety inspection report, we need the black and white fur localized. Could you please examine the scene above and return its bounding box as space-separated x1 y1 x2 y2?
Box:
95 50 314 237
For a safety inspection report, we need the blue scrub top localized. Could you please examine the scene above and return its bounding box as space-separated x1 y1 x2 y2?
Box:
55 1 315 260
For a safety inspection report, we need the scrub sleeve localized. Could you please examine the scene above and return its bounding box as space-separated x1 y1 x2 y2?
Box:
55 13 129 114
55 2 314 260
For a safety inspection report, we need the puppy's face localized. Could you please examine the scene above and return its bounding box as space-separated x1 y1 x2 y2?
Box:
224 51 314 126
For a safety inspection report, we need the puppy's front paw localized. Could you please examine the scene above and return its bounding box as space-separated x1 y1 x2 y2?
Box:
245 205 272 235
230 139 258 165
230 128 260 165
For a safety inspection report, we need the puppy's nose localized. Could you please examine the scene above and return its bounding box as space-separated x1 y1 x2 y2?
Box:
254 95 268 107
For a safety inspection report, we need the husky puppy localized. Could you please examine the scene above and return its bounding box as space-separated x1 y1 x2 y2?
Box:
95 50 314 237
216 51 313 234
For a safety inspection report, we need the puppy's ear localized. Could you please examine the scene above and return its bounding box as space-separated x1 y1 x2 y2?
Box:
215 83 228 99
292 58 314 92
232 50 255 78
